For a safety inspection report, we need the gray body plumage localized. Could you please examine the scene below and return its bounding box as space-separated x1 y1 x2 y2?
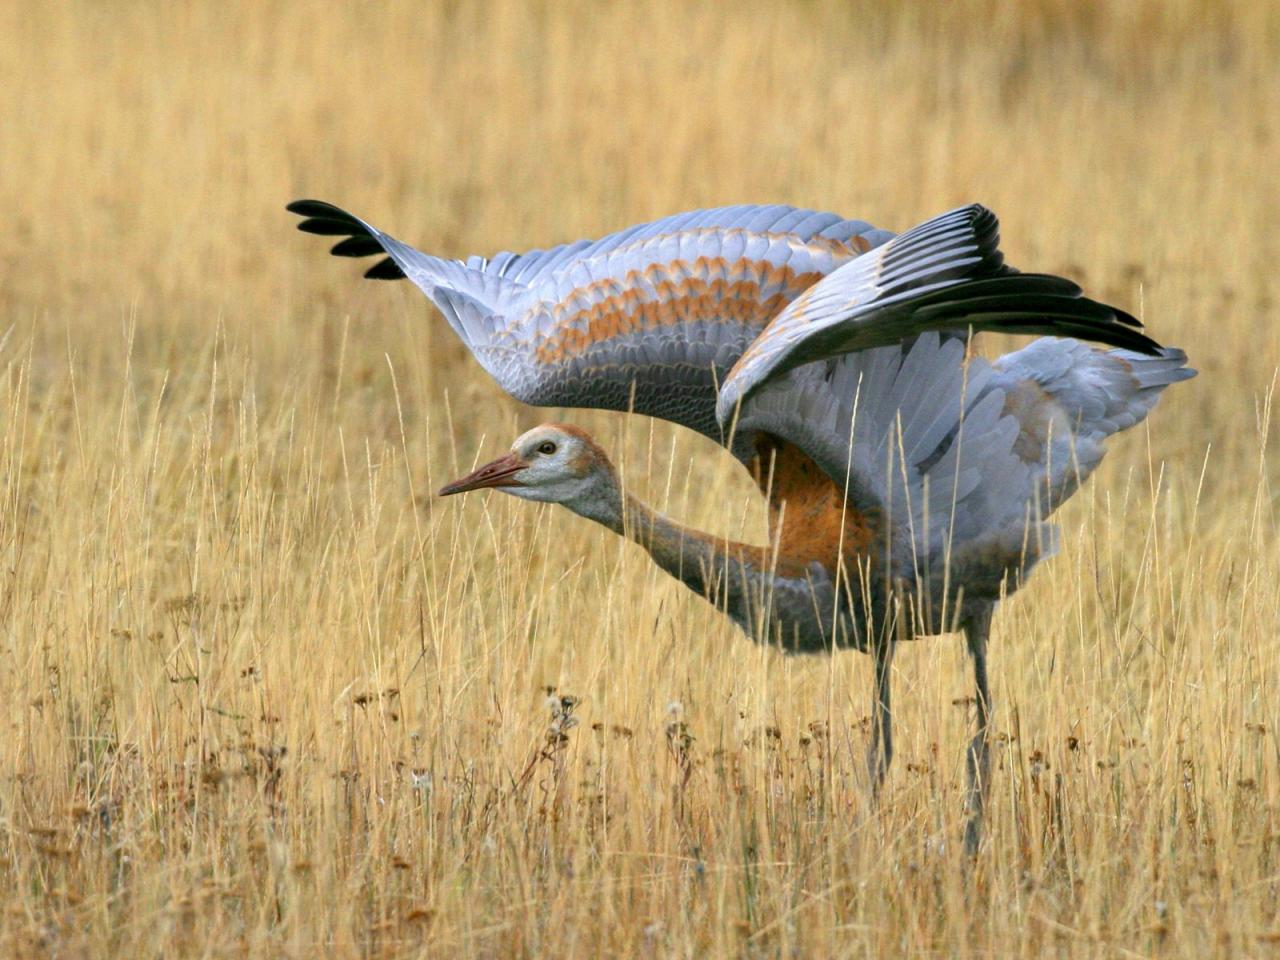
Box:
720 333 1192 648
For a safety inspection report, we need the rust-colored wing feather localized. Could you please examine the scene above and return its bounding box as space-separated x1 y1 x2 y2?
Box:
288 200 894 445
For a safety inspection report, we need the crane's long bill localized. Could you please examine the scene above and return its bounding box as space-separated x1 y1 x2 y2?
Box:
438 453 528 496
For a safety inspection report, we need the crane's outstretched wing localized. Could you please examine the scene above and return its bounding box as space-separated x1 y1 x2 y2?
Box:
715 204 1162 424
288 200 892 444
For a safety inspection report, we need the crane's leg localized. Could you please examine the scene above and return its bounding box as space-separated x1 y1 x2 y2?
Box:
867 638 895 799
962 605 994 854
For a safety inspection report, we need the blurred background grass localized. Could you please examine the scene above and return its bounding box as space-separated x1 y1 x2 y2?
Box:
0 0 1276 956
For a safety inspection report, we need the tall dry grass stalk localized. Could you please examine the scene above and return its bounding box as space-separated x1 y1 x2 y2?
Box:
0 0 1276 955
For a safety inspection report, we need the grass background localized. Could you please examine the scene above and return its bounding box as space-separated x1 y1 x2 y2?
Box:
1 0 1277 955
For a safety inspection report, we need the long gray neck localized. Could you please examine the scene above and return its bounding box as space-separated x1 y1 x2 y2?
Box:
567 473 735 601
572 473 781 638
564 467 855 652
620 493 721 597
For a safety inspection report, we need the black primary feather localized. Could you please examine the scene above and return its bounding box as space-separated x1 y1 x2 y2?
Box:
287 199 407 280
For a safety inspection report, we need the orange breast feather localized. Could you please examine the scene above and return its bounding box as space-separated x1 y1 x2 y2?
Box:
752 439 879 577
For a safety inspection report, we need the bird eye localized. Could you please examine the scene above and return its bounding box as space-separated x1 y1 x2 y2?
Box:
537 441 557 455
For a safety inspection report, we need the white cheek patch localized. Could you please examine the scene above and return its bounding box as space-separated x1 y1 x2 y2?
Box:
505 485 559 503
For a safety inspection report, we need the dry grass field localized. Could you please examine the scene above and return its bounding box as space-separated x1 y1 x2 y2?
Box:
1 0 1277 955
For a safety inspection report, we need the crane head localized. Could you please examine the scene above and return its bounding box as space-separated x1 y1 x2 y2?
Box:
438 424 620 520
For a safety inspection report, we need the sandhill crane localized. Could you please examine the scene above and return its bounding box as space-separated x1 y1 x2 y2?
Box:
288 199 1193 850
